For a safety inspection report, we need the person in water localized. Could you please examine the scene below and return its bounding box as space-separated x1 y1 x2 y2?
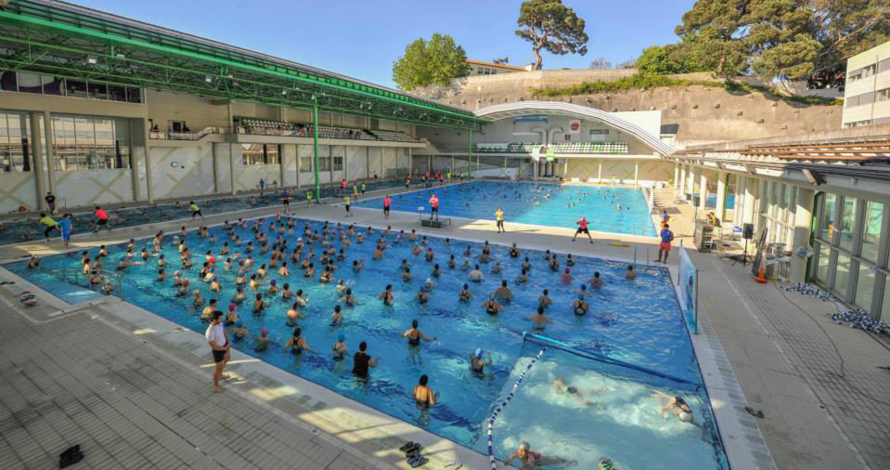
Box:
412 374 437 409
401 319 435 346
504 441 574 469
283 327 311 354
552 378 609 407
352 341 379 379
469 348 492 375
528 306 551 330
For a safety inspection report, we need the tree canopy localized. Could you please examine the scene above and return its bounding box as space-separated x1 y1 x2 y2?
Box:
588 57 613 70
671 0 890 85
392 33 471 91
515 0 589 70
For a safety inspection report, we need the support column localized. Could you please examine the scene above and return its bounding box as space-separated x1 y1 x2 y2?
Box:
687 165 696 197
790 187 815 283
366 147 370 179
128 119 141 202
678 164 686 199
698 170 708 210
744 177 756 225
634 160 639 185
312 97 320 199
279 145 286 189
42 111 57 201
142 118 154 203
468 129 473 177
29 112 47 211
229 144 237 195
597 160 602 183
715 171 727 222
673 162 679 189
212 144 221 194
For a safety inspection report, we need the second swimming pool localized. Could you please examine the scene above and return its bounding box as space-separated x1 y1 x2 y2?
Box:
355 181 658 237
7 217 726 469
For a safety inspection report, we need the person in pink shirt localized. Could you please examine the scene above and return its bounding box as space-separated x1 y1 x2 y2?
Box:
383 194 392 219
92 206 112 233
572 216 593 243
428 194 439 221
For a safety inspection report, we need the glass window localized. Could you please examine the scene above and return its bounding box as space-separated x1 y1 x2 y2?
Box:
242 144 264 165
299 156 312 172
816 243 831 283
839 197 857 252
266 144 280 165
318 156 331 172
87 82 107 100
0 111 31 172
821 193 837 243
333 155 343 171
51 115 128 170
861 202 884 263
835 253 851 296
127 88 142 104
856 264 876 312
107 85 127 102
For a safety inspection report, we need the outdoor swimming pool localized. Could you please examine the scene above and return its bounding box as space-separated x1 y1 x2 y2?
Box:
6 218 727 469
355 181 658 237
0 178 407 247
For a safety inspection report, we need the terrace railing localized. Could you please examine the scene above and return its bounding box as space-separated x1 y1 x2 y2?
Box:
49 267 124 298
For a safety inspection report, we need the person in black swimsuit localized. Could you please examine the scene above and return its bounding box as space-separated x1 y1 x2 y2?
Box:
352 341 379 379
401 319 435 346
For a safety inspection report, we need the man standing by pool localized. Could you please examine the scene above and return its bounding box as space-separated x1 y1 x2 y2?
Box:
92 206 112 233
259 178 266 196
657 223 675 263
206 311 230 392
383 194 391 219
495 207 505 233
572 216 594 243
428 193 439 221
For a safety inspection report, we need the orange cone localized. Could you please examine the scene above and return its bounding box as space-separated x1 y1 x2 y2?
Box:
756 265 767 284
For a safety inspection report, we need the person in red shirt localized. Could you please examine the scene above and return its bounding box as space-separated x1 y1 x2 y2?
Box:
92 206 112 233
428 194 439 221
572 216 593 243
383 194 392 219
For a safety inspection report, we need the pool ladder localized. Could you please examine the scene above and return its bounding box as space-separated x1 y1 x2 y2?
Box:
49 267 124 298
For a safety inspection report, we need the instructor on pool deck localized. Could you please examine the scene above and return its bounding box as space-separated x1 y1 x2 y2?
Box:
572 216 594 243
428 193 439 221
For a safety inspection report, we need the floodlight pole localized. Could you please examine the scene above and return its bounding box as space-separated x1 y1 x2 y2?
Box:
312 95 320 202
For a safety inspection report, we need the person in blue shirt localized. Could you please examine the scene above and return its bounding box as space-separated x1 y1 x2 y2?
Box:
281 189 291 213
259 178 266 196
59 213 73 249
657 224 674 263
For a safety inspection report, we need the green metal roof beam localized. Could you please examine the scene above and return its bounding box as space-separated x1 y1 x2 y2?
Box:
0 6 486 126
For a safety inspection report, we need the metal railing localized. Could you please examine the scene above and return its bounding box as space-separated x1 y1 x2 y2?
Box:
50 267 124 297
149 126 226 141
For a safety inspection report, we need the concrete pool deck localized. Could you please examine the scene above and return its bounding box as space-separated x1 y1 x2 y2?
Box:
0 181 887 470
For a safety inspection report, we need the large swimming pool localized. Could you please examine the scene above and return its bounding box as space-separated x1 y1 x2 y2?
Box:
0 178 407 246
355 181 658 237
6 217 727 469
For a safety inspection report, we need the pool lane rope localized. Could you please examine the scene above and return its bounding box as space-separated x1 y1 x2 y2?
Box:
487 346 546 470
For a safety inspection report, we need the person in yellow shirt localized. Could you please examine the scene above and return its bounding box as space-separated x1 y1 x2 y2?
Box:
495 207 505 233
38 212 59 242
344 195 352 217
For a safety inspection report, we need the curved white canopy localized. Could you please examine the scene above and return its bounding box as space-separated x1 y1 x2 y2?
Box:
475 101 674 155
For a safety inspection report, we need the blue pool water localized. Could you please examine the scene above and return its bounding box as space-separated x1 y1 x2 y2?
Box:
0 178 407 246
6 217 727 469
355 181 658 237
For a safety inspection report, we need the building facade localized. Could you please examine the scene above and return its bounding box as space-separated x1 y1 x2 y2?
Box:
842 40 890 128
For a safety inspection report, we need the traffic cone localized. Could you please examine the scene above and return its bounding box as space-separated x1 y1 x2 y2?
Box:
756 265 767 284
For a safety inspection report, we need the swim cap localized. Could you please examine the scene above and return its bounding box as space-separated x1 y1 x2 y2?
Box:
235 319 243 327
270 280 277 285
338 333 345 342
182 280 190 286
519 442 530 451
679 411 693 423
598 458 614 470
475 348 483 359
228 303 236 310
260 327 268 336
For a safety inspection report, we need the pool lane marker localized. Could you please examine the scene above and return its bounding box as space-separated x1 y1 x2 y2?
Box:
487 339 546 470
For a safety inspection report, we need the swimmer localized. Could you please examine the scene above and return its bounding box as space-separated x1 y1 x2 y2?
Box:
232 286 246 303
332 333 348 361
528 306 551 330
283 327 311 354
566 253 575 266
493 280 513 301
286 302 304 325
192 289 205 307
232 320 249 341
352 341 379 379
625 265 636 280
330 305 343 325
510 243 520 258
402 319 435 346
552 378 608 407
402 267 413 282
416 286 431 304
201 299 219 322
491 261 503 274
469 348 492 375
504 441 574 469
561 267 573 284
483 294 502 315
572 294 589 316
591 271 605 289
225 303 238 325
253 293 268 315
339 288 357 306
412 374 437 409
378 284 395 306
469 264 484 282
521 257 531 271
538 289 553 310
459 283 474 302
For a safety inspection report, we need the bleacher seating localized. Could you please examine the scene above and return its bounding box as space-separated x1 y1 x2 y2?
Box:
368 130 420 143
473 141 628 154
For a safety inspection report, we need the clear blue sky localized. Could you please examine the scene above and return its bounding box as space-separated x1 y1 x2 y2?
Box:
81 0 696 88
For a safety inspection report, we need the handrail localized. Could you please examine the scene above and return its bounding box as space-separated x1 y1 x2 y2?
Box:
149 126 225 141
48 267 124 297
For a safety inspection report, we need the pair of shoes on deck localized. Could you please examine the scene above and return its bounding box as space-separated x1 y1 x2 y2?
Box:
399 442 428 467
